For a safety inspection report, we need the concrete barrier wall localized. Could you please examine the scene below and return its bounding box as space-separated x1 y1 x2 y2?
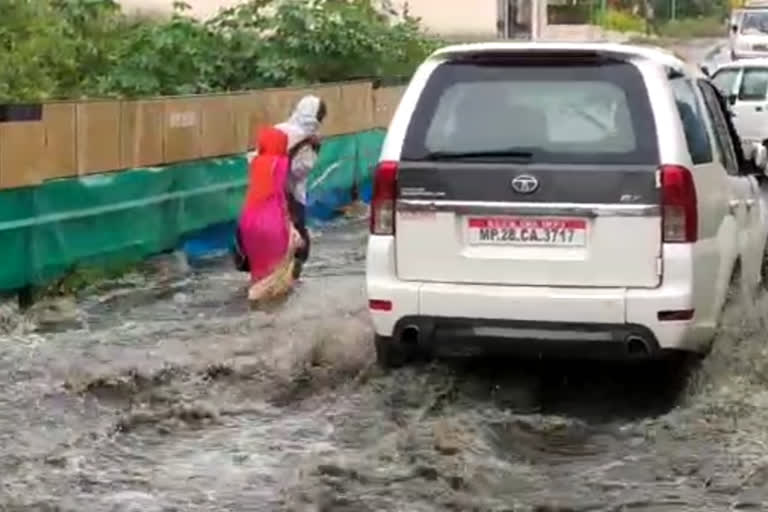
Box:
0 129 386 292
0 80 406 292
0 81 404 191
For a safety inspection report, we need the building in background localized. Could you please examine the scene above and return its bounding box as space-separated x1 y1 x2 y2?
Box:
498 0 540 39
119 0 619 42
390 0 509 38
119 0 543 39
119 0 241 18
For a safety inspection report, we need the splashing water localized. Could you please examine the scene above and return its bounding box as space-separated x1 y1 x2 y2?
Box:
1 213 768 511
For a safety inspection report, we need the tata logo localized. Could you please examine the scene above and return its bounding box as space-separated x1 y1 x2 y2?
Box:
511 175 539 194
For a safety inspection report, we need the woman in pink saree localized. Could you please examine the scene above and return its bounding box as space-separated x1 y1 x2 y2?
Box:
238 127 303 304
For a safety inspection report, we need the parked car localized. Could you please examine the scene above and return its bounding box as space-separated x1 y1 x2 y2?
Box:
729 5 768 61
711 58 768 151
366 42 768 368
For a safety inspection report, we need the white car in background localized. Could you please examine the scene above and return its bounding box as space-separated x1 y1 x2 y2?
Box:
366 42 768 368
711 58 768 150
730 6 768 61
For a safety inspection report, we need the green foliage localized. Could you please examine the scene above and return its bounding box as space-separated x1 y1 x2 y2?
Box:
607 0 729 21
656 16 726 38
650 0 729 22
548 0 593 25
597 8 647 33
52 262 137 295
596 0 728 37
0 0 439 102
0 1 70 101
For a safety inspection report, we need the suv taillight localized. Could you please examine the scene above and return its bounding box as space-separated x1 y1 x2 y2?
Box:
370 161 398 235
661 164 697 243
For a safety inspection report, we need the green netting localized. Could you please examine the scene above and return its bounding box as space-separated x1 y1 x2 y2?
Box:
23 156 248 289
308 129 384 208
0 129 385 292
0 187 34 290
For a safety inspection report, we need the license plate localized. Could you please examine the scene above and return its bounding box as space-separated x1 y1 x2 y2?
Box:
467 216 587 247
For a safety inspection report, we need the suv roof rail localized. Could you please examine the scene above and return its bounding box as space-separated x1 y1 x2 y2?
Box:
429 42 693 77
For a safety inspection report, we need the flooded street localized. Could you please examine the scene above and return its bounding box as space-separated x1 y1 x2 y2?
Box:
3 39 767 512
1 215 768 511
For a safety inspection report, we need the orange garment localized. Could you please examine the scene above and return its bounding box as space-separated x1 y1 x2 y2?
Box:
244 127 289 207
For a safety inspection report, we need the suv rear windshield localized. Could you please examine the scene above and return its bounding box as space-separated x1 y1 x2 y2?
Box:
401 58 659 165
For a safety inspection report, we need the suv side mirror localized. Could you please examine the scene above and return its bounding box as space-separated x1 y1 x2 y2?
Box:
732 24 739 33
700 64 710 77
749 142 768 174
728 93 738 105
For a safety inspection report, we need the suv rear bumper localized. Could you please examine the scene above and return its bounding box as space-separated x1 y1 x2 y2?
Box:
391 316 661 359
367 236 708 357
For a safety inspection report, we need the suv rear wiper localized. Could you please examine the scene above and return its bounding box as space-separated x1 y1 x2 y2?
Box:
423 149 534 161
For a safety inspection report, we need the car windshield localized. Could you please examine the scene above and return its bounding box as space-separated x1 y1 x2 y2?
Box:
741 10 768 34
712 68 740 95
401 59 658 165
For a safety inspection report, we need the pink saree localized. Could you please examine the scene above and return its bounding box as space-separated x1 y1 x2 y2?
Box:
238 128 300 302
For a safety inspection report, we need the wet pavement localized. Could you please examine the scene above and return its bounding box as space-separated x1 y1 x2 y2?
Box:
4 39 768 512
685 38 730 70
660 37 727 69
2 212 768 512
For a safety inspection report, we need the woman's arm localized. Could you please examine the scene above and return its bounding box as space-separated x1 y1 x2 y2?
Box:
290 143 318 185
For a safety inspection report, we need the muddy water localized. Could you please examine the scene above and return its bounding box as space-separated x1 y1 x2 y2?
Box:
2 214 768 512
3 39 746 512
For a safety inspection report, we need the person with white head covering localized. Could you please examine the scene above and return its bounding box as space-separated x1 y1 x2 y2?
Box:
275 95 327 279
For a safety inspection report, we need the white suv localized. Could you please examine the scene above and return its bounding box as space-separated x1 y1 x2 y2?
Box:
730 7 768 61
711 58 768 149
366 42 768 367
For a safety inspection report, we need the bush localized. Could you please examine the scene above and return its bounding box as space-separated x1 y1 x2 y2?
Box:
547 2 593 25
0 0 440 102
597 8 646 34
651 0 728 21
656 16 726 38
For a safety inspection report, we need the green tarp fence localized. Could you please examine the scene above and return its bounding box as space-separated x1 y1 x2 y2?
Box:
0 129 385 292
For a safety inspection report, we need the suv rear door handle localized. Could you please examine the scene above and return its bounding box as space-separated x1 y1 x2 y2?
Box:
729 199 742 214
746 198 756 210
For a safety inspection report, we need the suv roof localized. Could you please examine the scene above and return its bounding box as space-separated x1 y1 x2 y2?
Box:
428 42 700 77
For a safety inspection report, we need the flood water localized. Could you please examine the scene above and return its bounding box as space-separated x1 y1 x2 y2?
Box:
2 214 768 512
0 39 763 512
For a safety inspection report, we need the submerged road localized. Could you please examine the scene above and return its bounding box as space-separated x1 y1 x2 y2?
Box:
3 39 768 512
2 214 768 511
